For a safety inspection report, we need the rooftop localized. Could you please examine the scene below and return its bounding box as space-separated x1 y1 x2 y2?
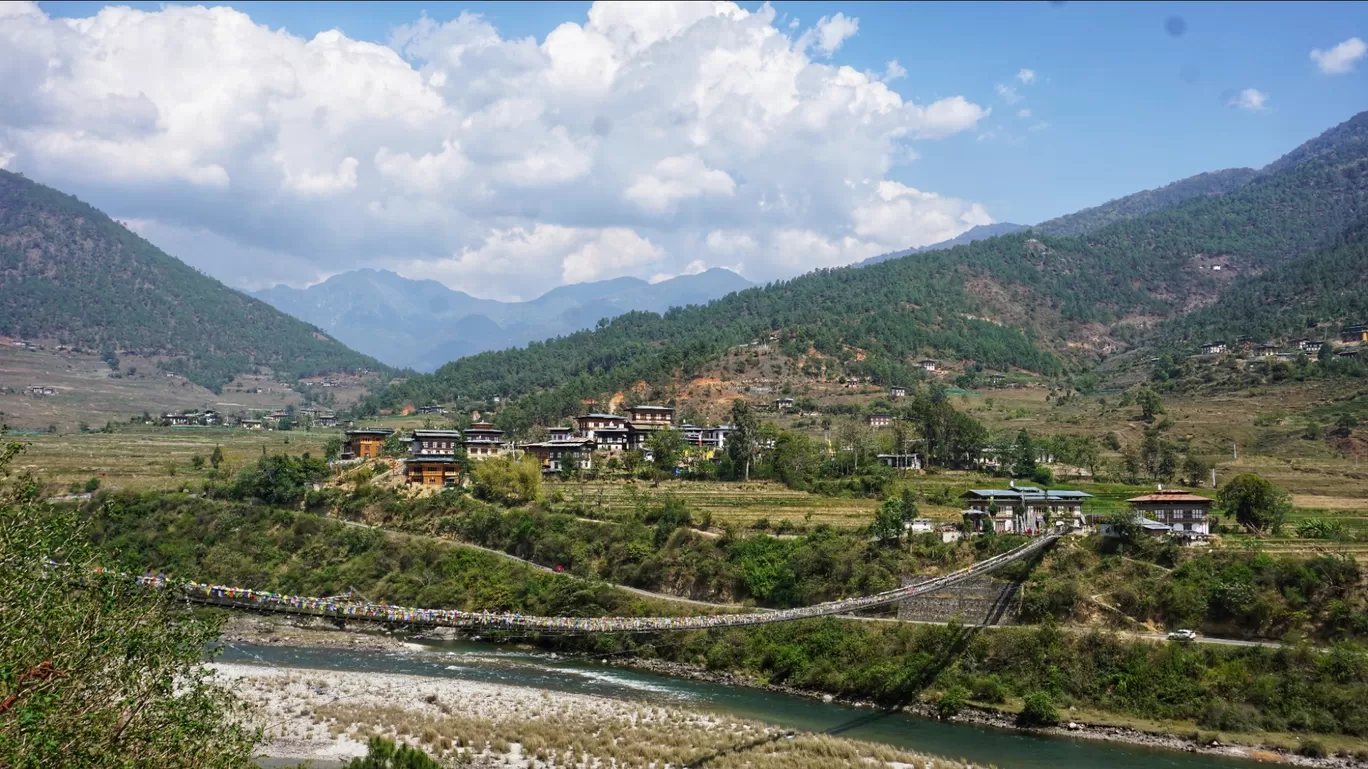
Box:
578 412 625 420
1128 490 1212 503
412 430 462 438
346 429 394 436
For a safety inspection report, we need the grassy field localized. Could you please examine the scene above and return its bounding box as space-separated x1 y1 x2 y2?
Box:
545 479 880 529
12 426 334 493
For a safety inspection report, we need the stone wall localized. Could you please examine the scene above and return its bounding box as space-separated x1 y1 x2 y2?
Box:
896 575 1020 625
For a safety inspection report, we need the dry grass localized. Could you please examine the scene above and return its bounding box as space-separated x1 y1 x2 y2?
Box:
14 427 333 492
546 479 880 529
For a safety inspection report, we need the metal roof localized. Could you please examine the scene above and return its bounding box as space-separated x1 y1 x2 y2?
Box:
1128 492 1211 503
346 429 394 436
412 430 462 438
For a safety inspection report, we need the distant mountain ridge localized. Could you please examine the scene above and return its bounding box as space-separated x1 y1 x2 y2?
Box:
1032 168 1260 238
254 267 753 371
0 169 384 392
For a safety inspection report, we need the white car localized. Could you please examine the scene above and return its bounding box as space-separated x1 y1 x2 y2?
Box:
1167 629 1198 642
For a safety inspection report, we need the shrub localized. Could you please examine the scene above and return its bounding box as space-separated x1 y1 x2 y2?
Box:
971 676 1007 704
1298 739 1327 759
1017 691 1059 728
344 737 443 768
936 685 968 718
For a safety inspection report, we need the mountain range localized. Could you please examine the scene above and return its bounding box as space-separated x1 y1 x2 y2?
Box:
253 267 753 371
357 110 1368 429
0 169 383 392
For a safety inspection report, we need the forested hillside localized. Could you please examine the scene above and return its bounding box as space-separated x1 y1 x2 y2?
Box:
1163 216 1368 346
0 171 384 391
360 111 1368 424
1032 167 1258 237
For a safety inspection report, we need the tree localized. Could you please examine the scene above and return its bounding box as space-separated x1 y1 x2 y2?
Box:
0 443 259 767
727 399 760 481
1018 691 1060 728
471 455 541 506
1010 429 1036 478
1136 388 1164 422
209 445 224 468
380 432 407 458
1181 454 1210 487
646 427 686 474
1217 473 1291 534
322 437 343 462
871 497 906 545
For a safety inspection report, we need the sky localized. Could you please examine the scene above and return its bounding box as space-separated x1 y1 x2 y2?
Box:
2 1 1365 300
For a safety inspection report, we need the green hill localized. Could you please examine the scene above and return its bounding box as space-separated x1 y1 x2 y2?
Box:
0 170 385 392
358 111 1368 427
1032 167 1258 238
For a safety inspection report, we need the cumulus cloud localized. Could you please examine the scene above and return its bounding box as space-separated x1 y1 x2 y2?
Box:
0 1 992 299
1311 37 1366 74
995 83 1022 105
1228 87 1269 111
1015 68 1036 84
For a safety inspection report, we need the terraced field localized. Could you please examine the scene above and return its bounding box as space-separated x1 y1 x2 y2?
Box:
545 479 880 529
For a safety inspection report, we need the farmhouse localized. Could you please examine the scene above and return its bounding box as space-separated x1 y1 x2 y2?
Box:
463 421 506 461
1201 341 1227 355
867 414 893 429
238 418 263 430
960 486 1094 533
773 397 795 411
877 453 921 470
1127 488 1212 538
417 405 447 415
342 429 393 460
625 404 674 449
521 438 596 474
1297 339 1324 354
574 413 629 451
403 457 461 487
890 386 907 398
410 429 463 456
1341 324 1368 345
919 359 938 372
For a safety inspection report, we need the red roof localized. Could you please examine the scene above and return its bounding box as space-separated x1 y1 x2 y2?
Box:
1128 492 1211 503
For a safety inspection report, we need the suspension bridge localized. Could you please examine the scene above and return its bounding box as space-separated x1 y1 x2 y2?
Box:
141 533 1059 635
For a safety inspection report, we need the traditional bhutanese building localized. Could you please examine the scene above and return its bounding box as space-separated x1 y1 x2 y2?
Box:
574 413 629 451
625 405 674 450
410 429 463 456
960 486 1094 533
520 438 596 474
403 456 461 487
1126 488 1212 538
462 421 506 461
342 429 393 460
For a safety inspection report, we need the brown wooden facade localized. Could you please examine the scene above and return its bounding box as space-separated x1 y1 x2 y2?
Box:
343 429 393 460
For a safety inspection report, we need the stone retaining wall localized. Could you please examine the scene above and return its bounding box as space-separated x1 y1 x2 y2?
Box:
897 575 1020 624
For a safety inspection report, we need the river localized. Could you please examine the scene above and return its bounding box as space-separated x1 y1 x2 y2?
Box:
220 640 1273 769
218 637 1274 766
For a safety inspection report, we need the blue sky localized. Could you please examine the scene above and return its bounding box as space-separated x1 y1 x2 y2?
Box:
44 1 1365 225
8 1 1367 297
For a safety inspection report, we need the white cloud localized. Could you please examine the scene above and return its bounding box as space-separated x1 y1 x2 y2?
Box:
1017 108 1032 119
1029 121 1051 132
995 83 1022 105
1016 68 1036 84
625 154 736 214
1311 37 1366 74
0 1 991 299
850 180 993 250
803 13 859 57
1228 87 1269 111
561 228 664 284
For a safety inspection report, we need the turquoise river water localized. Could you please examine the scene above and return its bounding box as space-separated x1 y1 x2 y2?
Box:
221 640 1277 769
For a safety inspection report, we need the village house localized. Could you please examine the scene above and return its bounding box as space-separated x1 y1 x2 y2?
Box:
403 457 461 487
574 412 630 451
315 412 338 428
625 404 674 449
960 486 1094 533
867 414 893 429
773 397 795 411
163 412 191 426
521 438 596 474
877 453 921 470
1201 341 1228 355
1297 339 1324 354
919 359 938 372
1127 488 1212 538
238 418 263 430
410 429 463 456
1098 514 1173 539
25 385 57 396
417 405 447 415
1256 344 1280 358
890 386 907 398
1341 324 1368 345
342 429 393 460
547 425 575 440
462 421 506 461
